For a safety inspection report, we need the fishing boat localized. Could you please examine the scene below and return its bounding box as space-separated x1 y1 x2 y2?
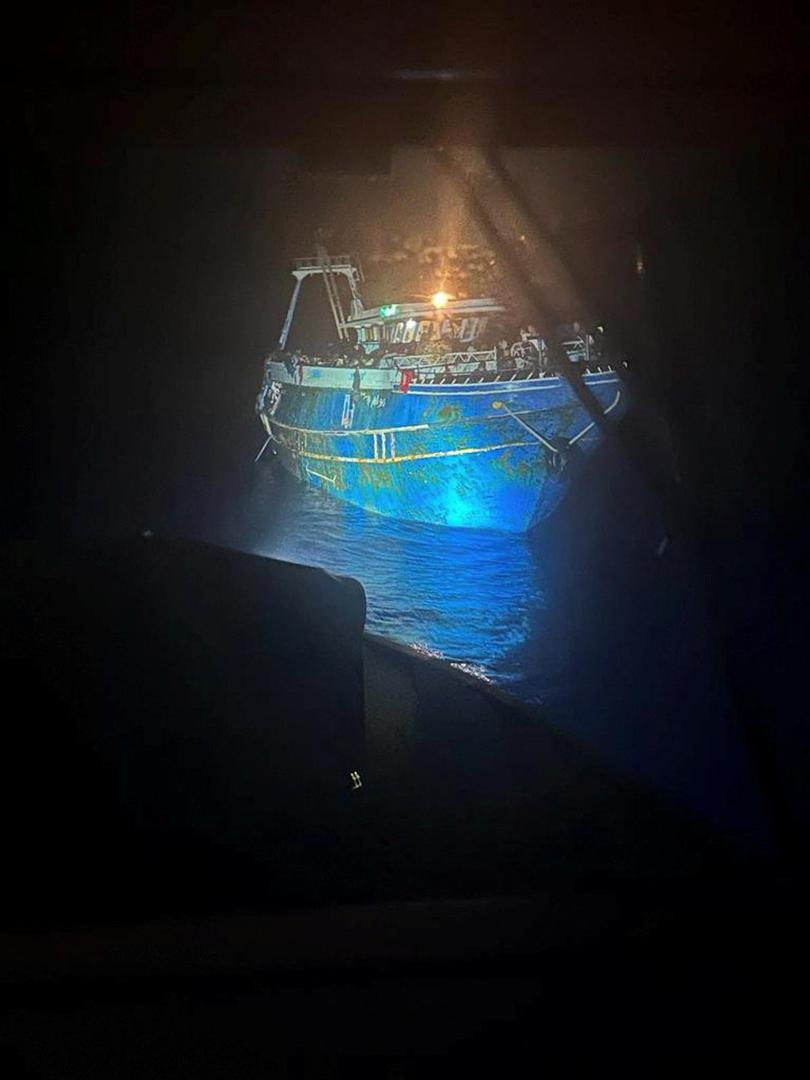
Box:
256 251 625 532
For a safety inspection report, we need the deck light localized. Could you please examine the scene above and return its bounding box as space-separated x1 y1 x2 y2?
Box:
431 291 449 308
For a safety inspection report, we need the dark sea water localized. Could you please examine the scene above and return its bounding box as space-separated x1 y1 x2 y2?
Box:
141 436 771 850
242 464 561 702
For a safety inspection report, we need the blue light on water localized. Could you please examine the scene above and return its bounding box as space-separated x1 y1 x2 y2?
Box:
70 431 779 849
244 465 561 696
234 459 772 849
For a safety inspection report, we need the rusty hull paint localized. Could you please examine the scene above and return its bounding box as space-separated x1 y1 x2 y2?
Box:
262 373 624 532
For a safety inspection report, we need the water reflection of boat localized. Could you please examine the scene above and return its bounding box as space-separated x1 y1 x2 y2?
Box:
257 251 625 532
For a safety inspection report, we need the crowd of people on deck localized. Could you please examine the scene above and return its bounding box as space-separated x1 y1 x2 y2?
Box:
269 321 606 378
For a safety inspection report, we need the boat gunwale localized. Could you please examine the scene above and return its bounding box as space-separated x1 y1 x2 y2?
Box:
266 381 620 439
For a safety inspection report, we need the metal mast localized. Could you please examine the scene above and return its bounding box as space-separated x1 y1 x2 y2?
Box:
277 250 366 349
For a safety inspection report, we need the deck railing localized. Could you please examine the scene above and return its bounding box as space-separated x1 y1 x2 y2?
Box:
266 347 614 387
408 365 614 386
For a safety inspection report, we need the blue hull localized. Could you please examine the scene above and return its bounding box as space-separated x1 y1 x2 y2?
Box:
260 367 625 533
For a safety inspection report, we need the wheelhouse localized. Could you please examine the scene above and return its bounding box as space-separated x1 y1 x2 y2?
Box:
346 298 504 354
